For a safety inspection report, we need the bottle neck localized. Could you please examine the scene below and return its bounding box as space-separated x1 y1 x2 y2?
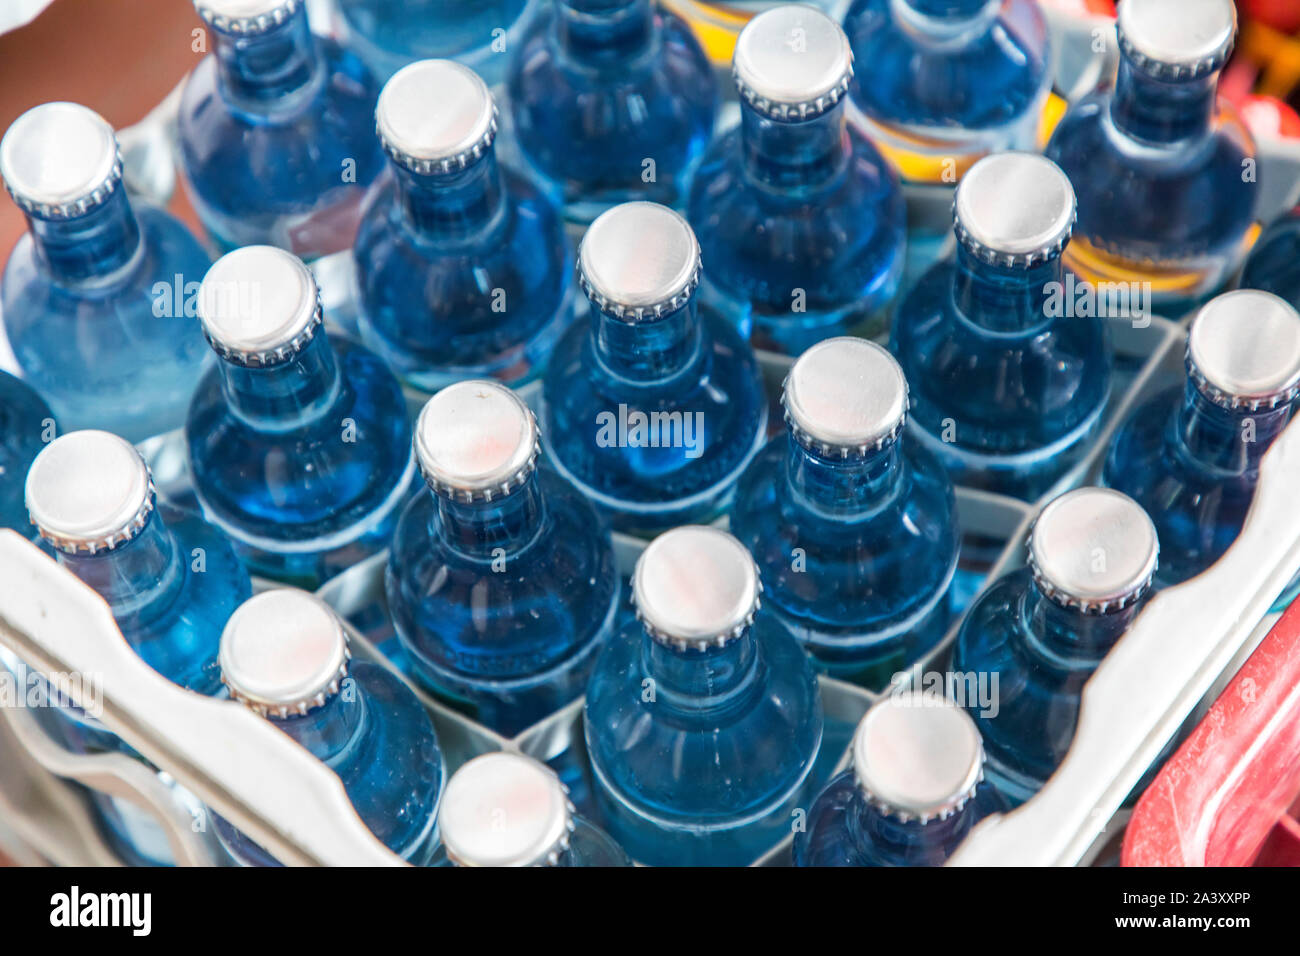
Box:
1110 58 1218 145
592 298 703 383
639 627 762 713
1175 381 1294 476
432 472 546 559
216 332 341 431
555 0 655 66
953 244 1062 333
741 103 851 192
212 8 320 109
786 436 903 517
27 189 141 284
270 681 367 764
847 784 980 865
1023 577 1139 663
55 510 182 620
394 153 507 242
893 0 1000 43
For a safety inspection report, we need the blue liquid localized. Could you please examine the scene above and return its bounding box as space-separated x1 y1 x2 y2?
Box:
890 244 1112 499
540 297 767 535
353 150 574 391
793 768 1007 866
729 433 958 688
1241 207 1300 309
1 191 212 443
214 661 443 865
584 615 824 865
1103 382 1294 589
505 0 717 224
0 371 54 536
177 5 385 259
386 465 621 737
186 332 416 588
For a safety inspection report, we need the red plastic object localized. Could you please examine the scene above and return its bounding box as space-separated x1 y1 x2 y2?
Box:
1240 94 1300 140
1123 599 1300 866
1038 0 1115 16
1242 0 1300 36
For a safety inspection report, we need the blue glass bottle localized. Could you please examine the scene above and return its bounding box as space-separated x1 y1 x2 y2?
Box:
0 102 212 443
794 690 1007 866
213 588 443 865
505 0 717 224
687 5 906 356
1104 290 1300 589
0 371 54 536
951 487 1159 805
1241 206 1300 309
1044 0 1255 311
332 0 538 87
353 59 573 392
841 0 1051 184
186 245 416 587
386 380 620 736
23 429 252 865
178 0 385 259
890 151 1111 500
433 751 630 867
540 201 767 535
730 338 958 688
585 526 824 865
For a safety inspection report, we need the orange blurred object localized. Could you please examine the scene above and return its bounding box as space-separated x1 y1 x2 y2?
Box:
1242 0 1300 36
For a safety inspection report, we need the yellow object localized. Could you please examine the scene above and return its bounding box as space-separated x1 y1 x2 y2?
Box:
1064 225 1262 299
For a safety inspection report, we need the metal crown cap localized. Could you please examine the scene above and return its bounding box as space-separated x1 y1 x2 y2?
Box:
193 0 301 35
197 245 323 366
0 102 123 219
578 202 702 322
954 152 1077 267
376 60 498 176
1028 487 1160 614
733 5 854 121
1117 0 1236 81
853 691 985 824
1186 290 1300 411
414 381 540 502
219 590 351 719
632 526 762 652
783 337 908 457
439 752 576 867
26 431 156 555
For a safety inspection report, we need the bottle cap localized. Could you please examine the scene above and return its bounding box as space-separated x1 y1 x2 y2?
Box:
197 245 323 366
25 431 155 555
438 752 576 867
783 337 908 457
632 526 762 651
0 102 123 219
1117 0 1235 80
578 202 701 321
219 590 351 718
1028 487 1159 613
1187 290 1300 411
954 152 1076 266
193 0 300 34
853 691 985 823
376 60 498 176
733 5 853 121
414 380 539 502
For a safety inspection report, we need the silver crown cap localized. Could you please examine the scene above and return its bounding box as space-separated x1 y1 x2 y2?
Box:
1027 487 1159 614
197 245 323 366
0 102 123 219
26 431 156 555
733 5 854 121
193 0 301 35
954 152 1077 267
376 60 498 176
632 526 762 652
578 202 702 321
852 691 985 824
1186 290 1300 411
1117 0 1236 80
783 338 908 457
219 589 351 718
414 381 540 502
439 752 576 867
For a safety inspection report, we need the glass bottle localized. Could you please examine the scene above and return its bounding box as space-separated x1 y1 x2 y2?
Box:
1240 205 1300 310
387 380 621 737
0 371 55 536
